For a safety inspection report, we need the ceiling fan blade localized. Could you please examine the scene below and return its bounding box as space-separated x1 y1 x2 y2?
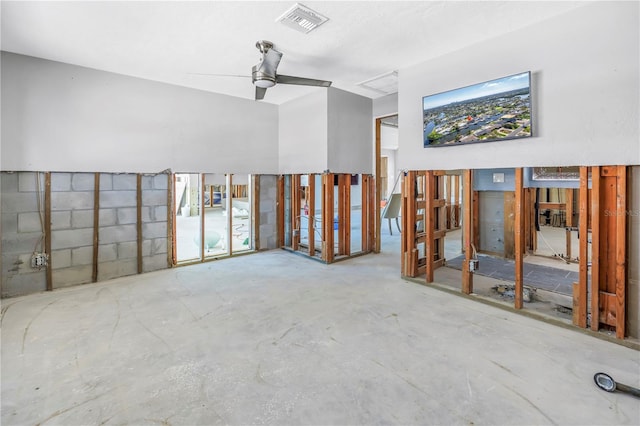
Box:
276 74 332 87
255 86 267 100
187 73 250 78
259 48 283 76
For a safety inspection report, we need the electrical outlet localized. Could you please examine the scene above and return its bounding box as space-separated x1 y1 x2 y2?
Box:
31 253 48 269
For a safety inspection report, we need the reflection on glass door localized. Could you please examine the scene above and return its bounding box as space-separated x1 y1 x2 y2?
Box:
203 173 228 258
175 173 202 262
231 174 252 254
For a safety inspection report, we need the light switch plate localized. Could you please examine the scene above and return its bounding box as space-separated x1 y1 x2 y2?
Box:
493 173 505 183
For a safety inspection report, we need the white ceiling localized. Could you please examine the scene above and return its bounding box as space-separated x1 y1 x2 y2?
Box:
1 1 586 105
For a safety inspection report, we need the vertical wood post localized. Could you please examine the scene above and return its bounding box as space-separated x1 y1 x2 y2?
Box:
615 166 626 338
462 170 477 294
137 174 143 273
344 175 351 256
228 174 234 255
252 175 260 250
462 169 473 294
565 188 574 259
171 174 177 265
514 168 524 309
425 170 435 283
199 174 206 261
577 166 589 327
292 174 301 251
322 173 335 263
590 167 600 331
308 174 316 257
167 173 173 267
375 119 382 254
277 176 284 247
92 172 100 282
45 172 53 291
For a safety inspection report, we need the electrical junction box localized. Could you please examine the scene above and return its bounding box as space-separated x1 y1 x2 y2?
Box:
469 259 479 272
31 253 48 269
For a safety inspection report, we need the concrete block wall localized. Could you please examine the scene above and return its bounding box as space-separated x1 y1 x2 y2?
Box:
1 171 171 297
1 172 47 297
141 174 169 273
258 175 278 250
50 172 96 288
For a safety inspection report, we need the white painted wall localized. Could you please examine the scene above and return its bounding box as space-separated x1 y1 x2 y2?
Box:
327 88 373 174
1 52 279 174
380 125 398 150
397 1 639 171
278 90 328 174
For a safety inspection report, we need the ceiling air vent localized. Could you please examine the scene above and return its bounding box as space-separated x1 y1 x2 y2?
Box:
276 3 329 34
357 71 398 95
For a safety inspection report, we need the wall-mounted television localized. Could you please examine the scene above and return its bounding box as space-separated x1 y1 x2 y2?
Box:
423 71 532 147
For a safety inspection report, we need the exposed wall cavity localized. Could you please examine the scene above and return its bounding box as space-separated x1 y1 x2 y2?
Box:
1 171 169 297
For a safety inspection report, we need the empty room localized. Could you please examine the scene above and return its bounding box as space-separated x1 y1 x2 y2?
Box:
1 1 639 425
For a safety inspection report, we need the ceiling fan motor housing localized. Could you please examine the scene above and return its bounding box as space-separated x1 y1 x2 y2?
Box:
252 64 276 88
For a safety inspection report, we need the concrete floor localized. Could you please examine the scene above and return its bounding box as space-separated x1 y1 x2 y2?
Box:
2 229 639 425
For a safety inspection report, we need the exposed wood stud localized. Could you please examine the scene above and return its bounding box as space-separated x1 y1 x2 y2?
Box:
137 174 143 273
462 169 473 294
171 174 177 265
324 173 335 263
425 170 435 283
309 174 316 257
615 165 626 338
167 173 173 267
200 174 205 261
292 174 301 251
252 175 260 250
45 172 53 291
514 168 524 309
277 176 284 247
577 166 589 327
343 175 351 256
565 188 574 259
590 166 600 331
227 174 233 256
92 172 100 282
375 119 382 254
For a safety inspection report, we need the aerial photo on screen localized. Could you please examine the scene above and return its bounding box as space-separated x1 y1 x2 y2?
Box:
423 71 531 147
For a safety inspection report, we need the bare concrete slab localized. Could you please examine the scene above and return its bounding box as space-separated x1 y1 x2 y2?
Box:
2 248 639 425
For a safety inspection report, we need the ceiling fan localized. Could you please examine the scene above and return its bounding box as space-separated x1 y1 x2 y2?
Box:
225 40 332 100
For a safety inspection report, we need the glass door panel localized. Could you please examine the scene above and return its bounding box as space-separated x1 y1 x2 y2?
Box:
175 173 202 262
203 173 228 258
231 174 252 254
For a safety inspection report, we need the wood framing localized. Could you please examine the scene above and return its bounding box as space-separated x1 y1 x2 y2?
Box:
614 166 626 338
252 175 260 250
425 170 435 282
401 171 417 276
322 173 335 262
92 172 100 282
514 168 524 309
277 175 284 247
291 174 301 251
462 169 473 294
199 174 205 261
590 166 600 331
565 188 574 259
577 166 589 327
375 119 382 254
227 174 233 256
137 174 144 272
171 174 177 265
45 172 52 291
308 174 316 257
166 173 173 267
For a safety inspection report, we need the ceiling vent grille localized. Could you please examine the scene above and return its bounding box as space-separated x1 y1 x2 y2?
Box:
356 71 398 95
277 3 329 34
